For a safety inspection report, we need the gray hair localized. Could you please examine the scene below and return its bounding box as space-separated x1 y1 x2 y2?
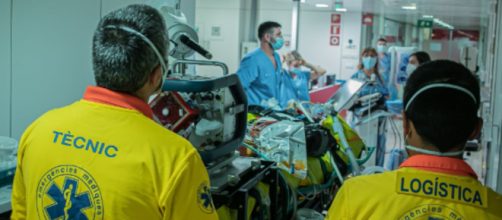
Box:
92 4 168 93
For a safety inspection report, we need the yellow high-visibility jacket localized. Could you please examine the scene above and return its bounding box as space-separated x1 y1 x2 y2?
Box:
327 155 502 220
11 86 219 220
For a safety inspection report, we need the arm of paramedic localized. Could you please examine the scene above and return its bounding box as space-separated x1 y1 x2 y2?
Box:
161 149 218 220
326 183 350 220
236 56 259 90
10 130 30 220
303 61 326 81
11 165 26 220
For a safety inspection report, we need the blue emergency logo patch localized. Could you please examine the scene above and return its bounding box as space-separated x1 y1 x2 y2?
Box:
197 182 215 214
36 165 104 220
399 204 463 220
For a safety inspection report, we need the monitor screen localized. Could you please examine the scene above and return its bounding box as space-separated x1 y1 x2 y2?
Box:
329 79 366 111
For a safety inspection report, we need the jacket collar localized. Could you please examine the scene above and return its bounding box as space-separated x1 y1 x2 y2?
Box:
83 86 153 119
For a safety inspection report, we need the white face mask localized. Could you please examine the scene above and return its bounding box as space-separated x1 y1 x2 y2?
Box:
405 145 464 157
406 63 417 75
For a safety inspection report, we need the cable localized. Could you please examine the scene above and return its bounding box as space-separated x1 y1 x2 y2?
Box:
389 116 402 148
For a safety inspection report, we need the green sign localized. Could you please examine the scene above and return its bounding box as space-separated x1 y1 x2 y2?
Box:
417 19 433 28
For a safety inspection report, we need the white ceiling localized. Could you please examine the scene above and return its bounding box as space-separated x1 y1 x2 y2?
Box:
269 0 493 30
362 0 492 30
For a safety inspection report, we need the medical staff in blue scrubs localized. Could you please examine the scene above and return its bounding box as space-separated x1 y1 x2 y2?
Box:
283 51 326 102
351 47 389 167
377 38 397 99
351 48 389 98
237 21 284 107
278 69 298 108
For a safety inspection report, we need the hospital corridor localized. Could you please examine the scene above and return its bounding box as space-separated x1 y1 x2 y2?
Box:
1 0 502 219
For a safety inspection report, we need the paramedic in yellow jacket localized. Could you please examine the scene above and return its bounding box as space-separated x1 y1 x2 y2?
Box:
11 4 218 220
327 60 502 219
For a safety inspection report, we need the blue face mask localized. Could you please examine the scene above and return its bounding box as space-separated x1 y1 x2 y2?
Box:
376 45 387 53
362 57 377 70
270 37 284 50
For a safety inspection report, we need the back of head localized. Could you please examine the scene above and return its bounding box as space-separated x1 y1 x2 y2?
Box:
92 4 168 94
291 50 302 61
403 60 480 151
411 51 431 64
257 21 281 40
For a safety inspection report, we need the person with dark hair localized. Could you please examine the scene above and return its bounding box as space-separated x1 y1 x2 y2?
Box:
237 21 284 108
406 51 432 75
282 50 326 102
11 5 218 219
327 60 502 219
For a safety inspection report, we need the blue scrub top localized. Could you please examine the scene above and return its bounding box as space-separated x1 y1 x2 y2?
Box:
278 70 298 108
290 68 311 101
236 48 282 107
379 52 391 87
351 70 389 97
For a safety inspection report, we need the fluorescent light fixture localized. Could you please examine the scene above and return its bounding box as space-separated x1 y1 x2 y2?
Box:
401 4 417 10
300 0 306 3
315 3 329 8
433 18 454 30
335 8 348 12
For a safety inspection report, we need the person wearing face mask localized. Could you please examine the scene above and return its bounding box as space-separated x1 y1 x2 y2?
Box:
376 38 396 98
11 5 218 220
351 47 389 98
406 51 431 76
351 48 389 167
237 21 284 108
282 50 326 102
327 60 502 220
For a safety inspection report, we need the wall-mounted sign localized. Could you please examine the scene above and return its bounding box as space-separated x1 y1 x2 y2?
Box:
330 14 341 47
331 25 340 35
331 14 341 24
362 13 373 26
330 36 340 46
417 19 433 28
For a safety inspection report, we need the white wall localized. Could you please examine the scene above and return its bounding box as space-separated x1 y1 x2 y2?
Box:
10 0 100 139
339 12 362 79
4 0 196 140
0 0 11 137
258 1 293 54
297 11 341 77
193 0 362 79
194 0 243 75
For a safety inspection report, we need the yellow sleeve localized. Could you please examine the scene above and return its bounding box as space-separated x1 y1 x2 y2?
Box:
10 164 26 220
161 149 219 220
326 183 350 220
10 122 34 220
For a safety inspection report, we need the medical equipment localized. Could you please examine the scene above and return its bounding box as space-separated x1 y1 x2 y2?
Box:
154 5 379 218
326 79 366 112
148 6 289 220
246 116 308 179
0 137 17 214
0 137 16 187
